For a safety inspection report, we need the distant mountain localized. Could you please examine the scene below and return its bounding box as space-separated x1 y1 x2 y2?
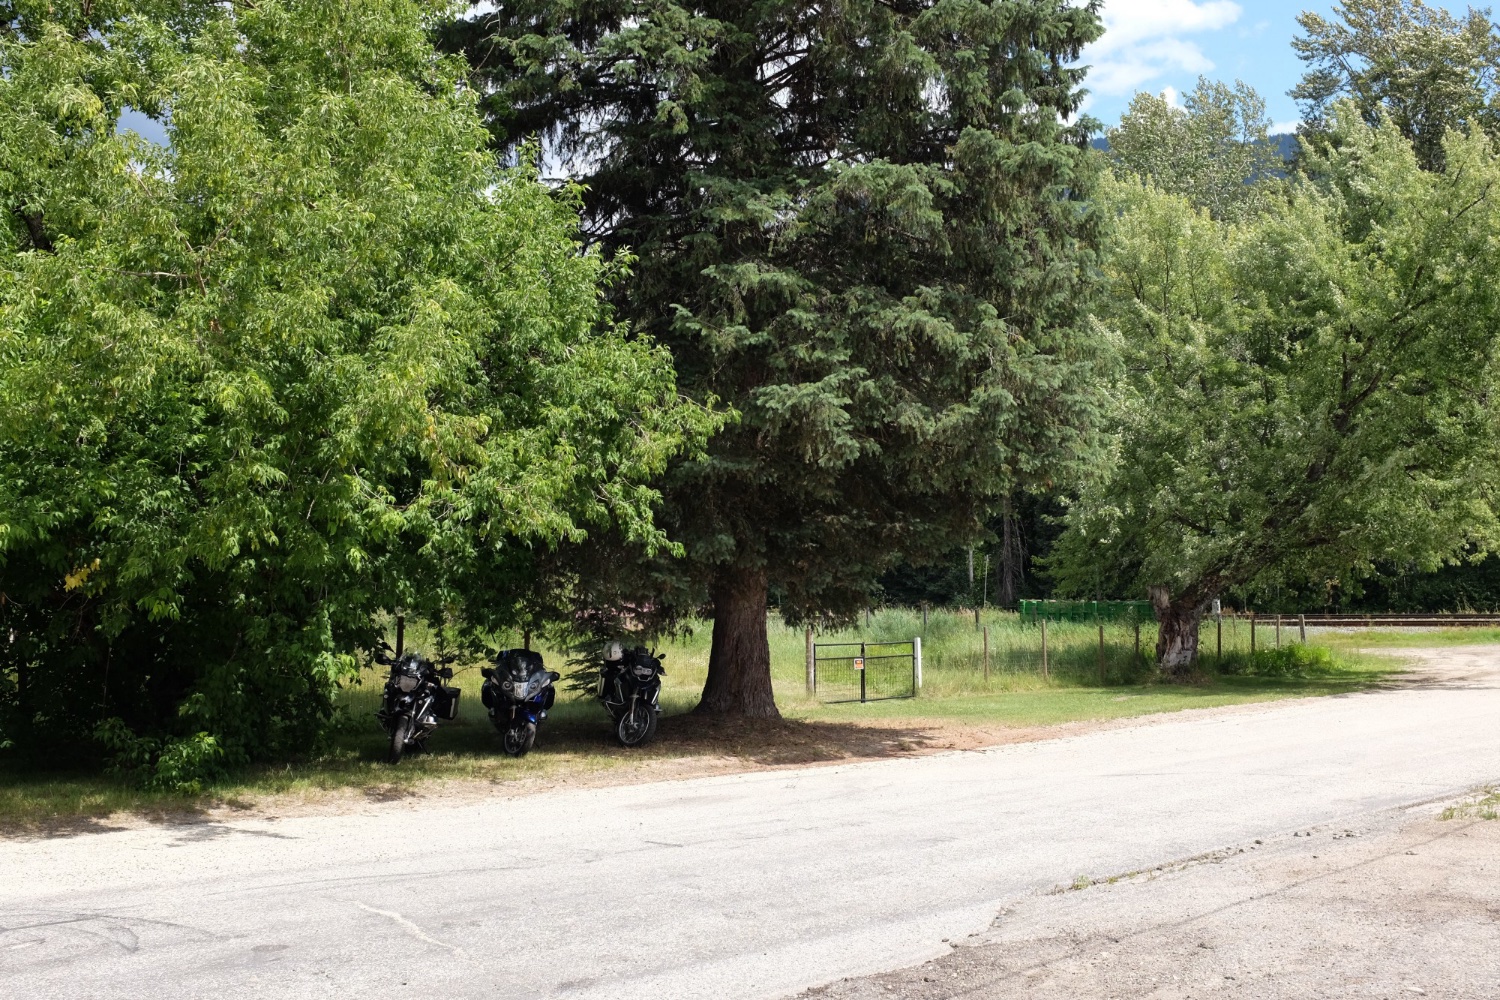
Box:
1090 134 1299 161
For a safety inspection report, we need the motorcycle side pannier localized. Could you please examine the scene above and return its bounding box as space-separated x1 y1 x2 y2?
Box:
436 687 461 721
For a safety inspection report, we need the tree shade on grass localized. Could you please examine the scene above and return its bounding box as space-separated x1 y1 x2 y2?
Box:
0 0 709 782
443 0 1117 716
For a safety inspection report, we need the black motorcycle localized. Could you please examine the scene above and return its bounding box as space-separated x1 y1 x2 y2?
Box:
481 648 559 757
598 643 664 747
374 643 460 764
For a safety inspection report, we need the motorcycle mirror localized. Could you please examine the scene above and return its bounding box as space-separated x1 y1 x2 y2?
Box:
481 666 494 679
377 639 394 652
374 651 394 665
548 671 561 682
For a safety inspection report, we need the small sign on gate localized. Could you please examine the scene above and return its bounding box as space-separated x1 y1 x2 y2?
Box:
853 657 864 671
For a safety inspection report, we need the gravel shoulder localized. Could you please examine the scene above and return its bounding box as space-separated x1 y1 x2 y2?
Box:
802 796 1500 1000
795 647 1500 1000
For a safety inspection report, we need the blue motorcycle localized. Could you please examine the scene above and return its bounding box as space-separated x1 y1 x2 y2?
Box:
481 648 559 757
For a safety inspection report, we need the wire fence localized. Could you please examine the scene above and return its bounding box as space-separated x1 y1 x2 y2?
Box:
786 606 1446 698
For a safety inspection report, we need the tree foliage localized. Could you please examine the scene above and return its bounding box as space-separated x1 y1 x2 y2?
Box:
1293 0 1500 170
1106 78 1284 220
0 0 705 769
1051 110 1500 673
444 0 1116 715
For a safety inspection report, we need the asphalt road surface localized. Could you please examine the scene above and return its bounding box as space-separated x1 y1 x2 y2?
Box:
3 648 1498 1000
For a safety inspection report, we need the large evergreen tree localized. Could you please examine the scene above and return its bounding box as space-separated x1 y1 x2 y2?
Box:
443 0 1113 716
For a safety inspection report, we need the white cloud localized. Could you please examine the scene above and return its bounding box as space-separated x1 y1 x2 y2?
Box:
1270 120 1302 135
1084 0 1242 97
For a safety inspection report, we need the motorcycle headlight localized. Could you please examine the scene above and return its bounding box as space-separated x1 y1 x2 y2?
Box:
632 664 655 680
398 675 419 693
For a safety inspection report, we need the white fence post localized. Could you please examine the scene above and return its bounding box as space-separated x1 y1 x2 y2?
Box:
913 636 923 693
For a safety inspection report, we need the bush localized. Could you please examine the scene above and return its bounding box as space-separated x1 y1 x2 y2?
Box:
96 719 228 794
0 0 704 769
1217 644 1339 680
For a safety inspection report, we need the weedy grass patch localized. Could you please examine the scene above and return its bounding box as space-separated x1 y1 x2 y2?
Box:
1441 787 1500 821
1312 628 1500 649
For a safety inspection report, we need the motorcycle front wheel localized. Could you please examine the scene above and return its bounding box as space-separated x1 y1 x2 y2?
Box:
387 715 412 765
616 702 658 747
502 722 536 758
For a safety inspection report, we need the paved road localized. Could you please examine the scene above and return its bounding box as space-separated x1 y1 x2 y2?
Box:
4 648 1498 1000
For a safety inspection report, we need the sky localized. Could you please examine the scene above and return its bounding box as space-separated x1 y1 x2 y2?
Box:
1084 0 1472 132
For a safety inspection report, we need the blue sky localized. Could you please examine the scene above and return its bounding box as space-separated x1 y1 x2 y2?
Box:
1083 1 1471 131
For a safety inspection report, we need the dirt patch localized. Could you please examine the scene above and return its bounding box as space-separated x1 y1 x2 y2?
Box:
800 798 1500 1000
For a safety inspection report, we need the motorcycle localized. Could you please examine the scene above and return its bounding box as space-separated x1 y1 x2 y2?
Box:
598 642 664 747
481 648 559 757
374 643 460 764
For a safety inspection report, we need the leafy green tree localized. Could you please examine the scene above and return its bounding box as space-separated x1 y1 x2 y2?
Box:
1050 110 1500 674
443 0 1115 716
1107 78 1284 220
0 0 705 769
1293 0 1500 170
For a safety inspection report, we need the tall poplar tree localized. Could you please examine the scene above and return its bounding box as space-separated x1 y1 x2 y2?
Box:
443 0 1113 716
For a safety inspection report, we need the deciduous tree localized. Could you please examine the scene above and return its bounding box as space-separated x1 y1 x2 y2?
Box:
1050 111 1500 674
0 0 704 770
1293 0 1500 170
1107 78 1283 220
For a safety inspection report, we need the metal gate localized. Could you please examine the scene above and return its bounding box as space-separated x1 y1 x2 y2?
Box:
811 640 917 703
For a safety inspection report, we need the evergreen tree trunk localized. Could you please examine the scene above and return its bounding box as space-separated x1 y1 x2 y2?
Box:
1150 585 1204 678
698 567 780 719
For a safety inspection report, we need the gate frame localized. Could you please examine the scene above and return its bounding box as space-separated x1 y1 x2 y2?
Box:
809 639 918 703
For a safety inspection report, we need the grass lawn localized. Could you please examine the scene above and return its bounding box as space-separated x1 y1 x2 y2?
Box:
1311 627 1500 648
0 609 1400 833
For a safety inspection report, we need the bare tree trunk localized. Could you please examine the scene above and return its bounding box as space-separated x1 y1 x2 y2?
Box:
697 566 779 718
1149 585 1205 679
998 496 1025 607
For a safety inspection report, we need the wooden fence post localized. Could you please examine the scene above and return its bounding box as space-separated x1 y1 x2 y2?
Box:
1299 614 1307 643
983 625 990 682
1250 613 1256 655
395 614 405 657
1276 614 1282 649
805 626 815 696
1216 615 1223 659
